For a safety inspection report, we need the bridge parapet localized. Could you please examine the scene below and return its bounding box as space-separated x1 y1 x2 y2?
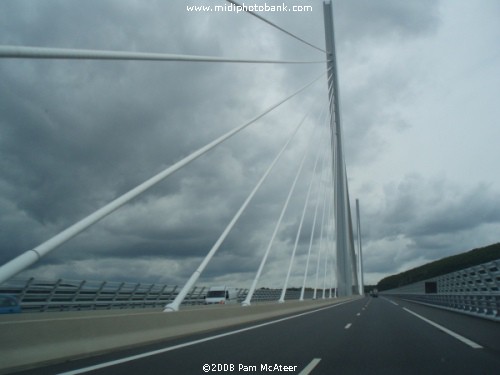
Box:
0 278 325 312
382 259 500 321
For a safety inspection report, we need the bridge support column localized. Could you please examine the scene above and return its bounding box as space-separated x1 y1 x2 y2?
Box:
323 1 357 296
356 199 364 295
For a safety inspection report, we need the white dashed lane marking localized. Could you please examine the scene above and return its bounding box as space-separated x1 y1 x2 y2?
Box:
298 358 321 375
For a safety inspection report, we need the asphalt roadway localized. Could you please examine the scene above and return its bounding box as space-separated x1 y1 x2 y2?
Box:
11 296 500 375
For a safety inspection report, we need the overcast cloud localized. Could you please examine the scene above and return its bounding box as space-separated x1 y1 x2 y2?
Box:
1 0 499 289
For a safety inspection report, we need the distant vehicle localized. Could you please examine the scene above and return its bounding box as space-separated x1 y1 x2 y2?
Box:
204 286 238 305
0 294 21 314
369 289 378 298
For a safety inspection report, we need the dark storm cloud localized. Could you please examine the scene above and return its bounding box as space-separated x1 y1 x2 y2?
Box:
410 183 500 237
2 0 499 289
0 1 280 268
361 175 500 276
376 176 500 241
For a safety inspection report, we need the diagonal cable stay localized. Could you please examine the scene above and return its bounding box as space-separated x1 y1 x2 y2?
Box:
0 71 326 284
225 0 326 53
165 112 309 312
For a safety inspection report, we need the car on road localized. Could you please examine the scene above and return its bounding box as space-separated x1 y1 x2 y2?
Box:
0 294 21 314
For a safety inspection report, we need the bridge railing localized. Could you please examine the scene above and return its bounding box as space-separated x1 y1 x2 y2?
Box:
389 293 500 320
382 259 500 321
0 278 323 312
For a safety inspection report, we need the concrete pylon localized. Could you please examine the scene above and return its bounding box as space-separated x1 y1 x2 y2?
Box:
323 1 357 296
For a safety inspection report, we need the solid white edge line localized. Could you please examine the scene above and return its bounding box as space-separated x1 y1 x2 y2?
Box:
403 307 483 349
57 300 356 374
298 358 321 375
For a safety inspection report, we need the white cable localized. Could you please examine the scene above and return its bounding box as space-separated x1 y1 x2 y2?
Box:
0 45 325 64
225 0 326 54
242 115 311 306
0 73 325 285
165 114 308 311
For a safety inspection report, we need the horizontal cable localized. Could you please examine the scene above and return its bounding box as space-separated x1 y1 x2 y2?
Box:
0 45 325 64
226 0 326 54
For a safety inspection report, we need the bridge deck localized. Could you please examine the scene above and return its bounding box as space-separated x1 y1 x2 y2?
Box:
0 297 357 373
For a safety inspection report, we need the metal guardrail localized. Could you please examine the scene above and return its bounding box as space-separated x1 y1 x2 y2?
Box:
383 259 500 321
391 294 500 321
0 278 231 312
0 278 321 312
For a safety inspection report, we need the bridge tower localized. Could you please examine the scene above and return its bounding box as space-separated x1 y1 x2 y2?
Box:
323 1 359 296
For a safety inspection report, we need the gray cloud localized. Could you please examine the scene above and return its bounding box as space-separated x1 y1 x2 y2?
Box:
1 0 499 289
361 176 500 278
334 0 440 42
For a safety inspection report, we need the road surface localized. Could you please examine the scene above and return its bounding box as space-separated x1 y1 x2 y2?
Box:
12 296 500 374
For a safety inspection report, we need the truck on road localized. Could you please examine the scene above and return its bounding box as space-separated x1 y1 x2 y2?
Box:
204 286 238 305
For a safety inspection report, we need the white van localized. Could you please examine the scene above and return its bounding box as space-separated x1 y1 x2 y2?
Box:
205 286 238 305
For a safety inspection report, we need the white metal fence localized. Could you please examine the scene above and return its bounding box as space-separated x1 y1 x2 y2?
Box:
0 278 321 312
382 259 500 321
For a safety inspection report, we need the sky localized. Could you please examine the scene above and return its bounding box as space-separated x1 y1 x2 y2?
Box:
1 0 499 290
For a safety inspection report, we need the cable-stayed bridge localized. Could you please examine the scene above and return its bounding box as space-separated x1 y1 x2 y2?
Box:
1 1 499 374
0 1 362 304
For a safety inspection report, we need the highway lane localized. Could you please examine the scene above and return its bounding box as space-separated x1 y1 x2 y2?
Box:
316 296 500 374
12 296 500 375
388 296 500 352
